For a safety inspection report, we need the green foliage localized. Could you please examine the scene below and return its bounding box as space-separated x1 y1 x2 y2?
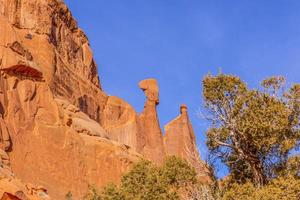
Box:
277 154 300 177
203 73 300 186
101 184 125 200
119 156 198 200
222 175 300 200
160 156 197 189
261 76 285 95
82 73 299 200
120 159 171 200
85 156 200 200
84 185 102 200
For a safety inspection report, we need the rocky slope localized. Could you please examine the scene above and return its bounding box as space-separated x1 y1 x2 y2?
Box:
0 0 210 199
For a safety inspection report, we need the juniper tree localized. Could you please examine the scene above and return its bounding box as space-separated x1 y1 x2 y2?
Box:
203 74 300 186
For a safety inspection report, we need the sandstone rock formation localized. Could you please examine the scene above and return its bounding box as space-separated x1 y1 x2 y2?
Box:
100 96 139 151
0 0 210 199
0 147 50 200
138 79 165 164
164 105 211 182
0 70 141 199
164 104 197 160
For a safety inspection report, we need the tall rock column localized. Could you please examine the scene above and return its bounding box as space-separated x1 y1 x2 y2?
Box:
138 79 165 164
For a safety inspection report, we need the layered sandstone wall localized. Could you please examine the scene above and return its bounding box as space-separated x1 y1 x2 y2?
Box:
0 68 142 199
0 1 141 198
0 0 106 122
0 0 210 199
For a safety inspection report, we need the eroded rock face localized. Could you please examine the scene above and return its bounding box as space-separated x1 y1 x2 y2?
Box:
0 179 50 200
0 0 210 199
0 73 141 199
0 1 141 199
164 105 211 183
100 96 140 150
138 79 165 164
0 147 49 200
0 118 10 151
164 104 197 159
164 105 196 158
0 0 107 122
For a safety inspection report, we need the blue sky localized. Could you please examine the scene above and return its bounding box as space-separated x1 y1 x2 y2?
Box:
64 0 300 177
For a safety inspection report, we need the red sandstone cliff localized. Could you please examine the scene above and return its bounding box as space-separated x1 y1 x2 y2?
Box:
0 0 210 199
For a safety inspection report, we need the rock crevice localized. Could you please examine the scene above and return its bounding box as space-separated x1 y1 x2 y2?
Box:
0 0 210 199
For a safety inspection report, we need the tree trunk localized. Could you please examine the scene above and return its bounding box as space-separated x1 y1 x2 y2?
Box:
249 160 264 187
229 130 265 186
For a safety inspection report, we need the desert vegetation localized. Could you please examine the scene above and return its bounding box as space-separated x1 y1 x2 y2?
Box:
83 156 213 200
80 73 299 200
203 73 300 200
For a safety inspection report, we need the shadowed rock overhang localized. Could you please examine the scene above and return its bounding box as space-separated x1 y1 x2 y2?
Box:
1 64 43 81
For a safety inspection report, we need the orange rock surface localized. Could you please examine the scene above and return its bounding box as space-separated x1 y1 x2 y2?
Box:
164 105 211 182
0 0 210 199
164 105 198 160
138 79 165 164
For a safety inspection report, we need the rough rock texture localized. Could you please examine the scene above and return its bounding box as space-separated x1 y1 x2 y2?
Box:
0 1 141 198
0 0 210 199
138 79 165 164
164 105 211 182
0 148 50 200
0 72 141 199
164 104 197 159
0 0 106 122
0 178 50 200
100 96 140 150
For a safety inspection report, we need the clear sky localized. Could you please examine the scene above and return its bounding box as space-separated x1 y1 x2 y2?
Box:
64 0 300 177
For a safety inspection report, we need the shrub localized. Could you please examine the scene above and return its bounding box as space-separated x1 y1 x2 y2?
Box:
87 156 201 200
222 175 300 200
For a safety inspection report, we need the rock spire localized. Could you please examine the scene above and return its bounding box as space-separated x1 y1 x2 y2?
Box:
0 0 210 199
